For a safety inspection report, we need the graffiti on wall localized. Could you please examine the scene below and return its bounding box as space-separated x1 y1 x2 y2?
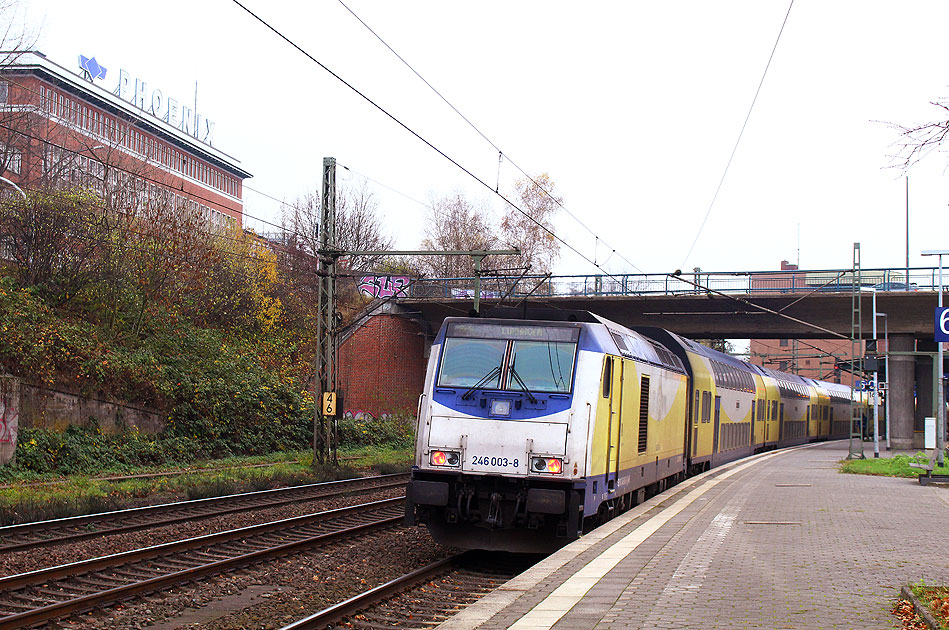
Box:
0 401 17 445
343 409 393 422
357 275 411 299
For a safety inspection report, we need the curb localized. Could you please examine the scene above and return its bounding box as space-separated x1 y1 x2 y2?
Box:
901 585 945 630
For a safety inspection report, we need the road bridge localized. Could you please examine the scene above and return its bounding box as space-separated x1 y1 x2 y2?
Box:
380 266 945 450
395 266 942 339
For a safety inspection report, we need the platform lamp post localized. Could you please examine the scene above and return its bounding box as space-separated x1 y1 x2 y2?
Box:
863 287 881 458
922 249 947 466
878 312 890 450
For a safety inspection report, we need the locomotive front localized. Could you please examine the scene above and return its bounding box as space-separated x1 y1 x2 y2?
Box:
405 317 590 553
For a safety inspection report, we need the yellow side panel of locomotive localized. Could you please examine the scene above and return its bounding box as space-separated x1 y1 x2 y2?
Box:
590 355 688 478
617 360 688 470
590 356 616 479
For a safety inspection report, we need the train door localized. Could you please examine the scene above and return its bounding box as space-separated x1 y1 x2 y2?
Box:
779 402 785 441
604 357 624 493
712 395 721 454
751 399 757 448
691 390 700 458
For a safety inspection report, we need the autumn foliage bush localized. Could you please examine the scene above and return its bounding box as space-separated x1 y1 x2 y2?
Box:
0 187 323 471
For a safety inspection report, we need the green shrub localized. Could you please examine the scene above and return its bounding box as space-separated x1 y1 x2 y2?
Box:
337 413 415 449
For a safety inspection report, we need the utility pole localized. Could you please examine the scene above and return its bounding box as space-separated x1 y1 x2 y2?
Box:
315 157 338 467
848 243 865 460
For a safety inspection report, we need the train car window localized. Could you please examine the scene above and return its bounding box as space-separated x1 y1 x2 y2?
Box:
638 376 650 453
751 399 756 422
702 391 712 423
714 396 721 426
508 341 577 393
693 390 700 425
437 338 506 388
771 400 778 420
602 357 612 398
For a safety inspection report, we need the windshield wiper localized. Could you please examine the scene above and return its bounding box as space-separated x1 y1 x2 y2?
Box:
461 365 501 400
508 365 538 404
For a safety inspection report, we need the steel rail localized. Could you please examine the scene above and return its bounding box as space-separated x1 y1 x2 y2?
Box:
280 554 465 630
0 472 408 552
0 498 405 629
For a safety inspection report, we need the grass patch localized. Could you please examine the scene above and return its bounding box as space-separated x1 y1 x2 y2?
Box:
839 452 949 478
0 446 411 526
911 581 949 630
339 444 413 473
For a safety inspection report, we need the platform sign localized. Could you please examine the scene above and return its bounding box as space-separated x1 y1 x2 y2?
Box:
936 307 949 342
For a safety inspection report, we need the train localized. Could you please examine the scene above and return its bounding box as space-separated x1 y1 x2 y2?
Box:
404 310 856 553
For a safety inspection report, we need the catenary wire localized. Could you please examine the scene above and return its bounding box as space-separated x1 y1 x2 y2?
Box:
681 0 795 268
229 0 641 287
336 0 644 274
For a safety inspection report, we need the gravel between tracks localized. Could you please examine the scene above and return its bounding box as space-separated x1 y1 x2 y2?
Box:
8 486 461 630
0 486 406 577
81 526 451 630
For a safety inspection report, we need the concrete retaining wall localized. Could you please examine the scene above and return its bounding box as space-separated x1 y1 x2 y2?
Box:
17 383 164 435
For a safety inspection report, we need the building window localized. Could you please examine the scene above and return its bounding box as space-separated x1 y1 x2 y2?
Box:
3 146 21 175
0 81 7 104
779 339 788 347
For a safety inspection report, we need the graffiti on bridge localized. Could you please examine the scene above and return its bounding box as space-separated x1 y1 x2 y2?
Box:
358 275 411 299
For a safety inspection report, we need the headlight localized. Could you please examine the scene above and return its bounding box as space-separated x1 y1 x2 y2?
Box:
430 450 460 467
531 457 563 474
490 399 512 416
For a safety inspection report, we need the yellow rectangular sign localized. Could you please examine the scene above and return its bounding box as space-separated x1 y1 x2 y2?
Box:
322 392 337 417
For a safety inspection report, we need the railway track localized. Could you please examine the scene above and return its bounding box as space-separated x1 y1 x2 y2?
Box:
282 551 538 630
0 472 409 553
0 497 404 629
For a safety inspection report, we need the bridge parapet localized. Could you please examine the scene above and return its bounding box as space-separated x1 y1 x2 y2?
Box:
402 266 940 300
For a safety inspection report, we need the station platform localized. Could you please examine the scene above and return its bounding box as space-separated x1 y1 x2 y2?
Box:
436 441 949 630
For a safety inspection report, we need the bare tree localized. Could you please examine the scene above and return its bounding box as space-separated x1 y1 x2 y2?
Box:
417 192 496 278
0 187 106 303
499 173 561 274
336 180 394 271
886 97 949 170
0 0 38 67
279 181 393 270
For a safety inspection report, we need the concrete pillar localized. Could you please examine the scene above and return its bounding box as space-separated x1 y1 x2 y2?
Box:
889 334 916 450
0 376 20 466
914 350 934 449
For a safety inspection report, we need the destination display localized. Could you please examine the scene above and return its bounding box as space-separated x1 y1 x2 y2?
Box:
447 322 578 343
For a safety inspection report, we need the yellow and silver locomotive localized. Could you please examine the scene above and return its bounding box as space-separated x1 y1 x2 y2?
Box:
405 312 851 553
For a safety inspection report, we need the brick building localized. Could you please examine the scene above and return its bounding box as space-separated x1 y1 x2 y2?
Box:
748 260 862 386
0 51 250 224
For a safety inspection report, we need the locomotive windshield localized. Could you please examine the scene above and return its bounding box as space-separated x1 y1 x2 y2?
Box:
437 322 579 393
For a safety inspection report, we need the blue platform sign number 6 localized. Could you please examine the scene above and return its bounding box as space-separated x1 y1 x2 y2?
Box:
936 307 949 342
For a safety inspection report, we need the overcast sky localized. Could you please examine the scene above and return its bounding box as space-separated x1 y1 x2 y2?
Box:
17 0 949 277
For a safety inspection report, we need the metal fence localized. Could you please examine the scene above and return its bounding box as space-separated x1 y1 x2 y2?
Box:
401 267 942 300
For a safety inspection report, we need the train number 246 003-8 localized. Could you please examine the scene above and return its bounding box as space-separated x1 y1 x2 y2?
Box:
471 455 518 468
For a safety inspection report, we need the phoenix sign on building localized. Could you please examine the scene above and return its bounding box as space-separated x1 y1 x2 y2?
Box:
0 51 250 227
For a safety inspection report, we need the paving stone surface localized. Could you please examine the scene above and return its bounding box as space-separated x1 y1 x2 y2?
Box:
436 442 949 630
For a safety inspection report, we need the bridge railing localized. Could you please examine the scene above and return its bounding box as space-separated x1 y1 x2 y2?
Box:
403 267 942 299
